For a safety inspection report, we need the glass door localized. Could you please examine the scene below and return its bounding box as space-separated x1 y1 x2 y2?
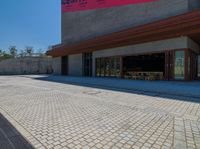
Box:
95 57 120 78
165 51 174 80
82 53 92 77
187 50 198 81
174 51 185 80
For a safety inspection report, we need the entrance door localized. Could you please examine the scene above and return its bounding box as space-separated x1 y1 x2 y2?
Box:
166 50 199 81
61 56 68 75
82 53 93 77
165 51 174 80
174 50 185 80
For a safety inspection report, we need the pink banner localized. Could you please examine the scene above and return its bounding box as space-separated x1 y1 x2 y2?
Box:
62 0 156 13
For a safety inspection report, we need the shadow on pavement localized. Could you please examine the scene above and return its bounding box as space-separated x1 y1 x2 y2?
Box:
0 113 33 149
34 75 200 103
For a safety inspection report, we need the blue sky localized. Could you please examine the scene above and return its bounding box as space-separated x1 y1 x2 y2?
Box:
0 0 61 53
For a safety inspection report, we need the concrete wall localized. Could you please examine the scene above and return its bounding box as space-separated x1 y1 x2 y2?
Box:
68 54 82 76
52 57 61 75
187 38 200 54
61 0 196 45
0 57 53 75
189 0 200 10
92 37 190 75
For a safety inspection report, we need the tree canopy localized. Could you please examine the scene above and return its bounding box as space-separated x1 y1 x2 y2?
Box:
0 46 46 61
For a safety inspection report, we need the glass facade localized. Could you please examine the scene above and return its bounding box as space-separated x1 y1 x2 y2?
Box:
82 53 92 76
123 54 165 80
174 51 185 80
95 51 198 81
96 57 120 77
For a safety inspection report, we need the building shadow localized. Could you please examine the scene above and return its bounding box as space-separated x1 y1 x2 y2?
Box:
0 113 34 149
34 75 200 103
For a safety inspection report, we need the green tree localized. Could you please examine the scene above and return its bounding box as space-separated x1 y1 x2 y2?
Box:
19 50 25 57
0 50 12 61
3 52 12 59
25 46 34 56
9 46 17 58
37 49 45 57
0 49 3 57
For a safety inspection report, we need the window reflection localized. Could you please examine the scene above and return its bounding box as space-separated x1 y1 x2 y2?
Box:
175 51 185 80
96 57 120 77
96 58 101 77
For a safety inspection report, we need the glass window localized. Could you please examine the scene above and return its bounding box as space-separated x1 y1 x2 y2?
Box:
100 58 105 77
115 57 120 77
96 58 101 77
110 58 115 77
198 56 200 77
95 57 120 78
175 51 185 80
83 53 92 76
105 58 110 77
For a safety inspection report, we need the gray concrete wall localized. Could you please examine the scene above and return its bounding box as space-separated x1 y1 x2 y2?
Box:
52 57 61 75
68 54 82 76
61 0 196 45
0 57 53 75
92 37 190 76
189 0 200 10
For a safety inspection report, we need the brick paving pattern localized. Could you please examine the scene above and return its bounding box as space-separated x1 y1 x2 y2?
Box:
0 76 199 149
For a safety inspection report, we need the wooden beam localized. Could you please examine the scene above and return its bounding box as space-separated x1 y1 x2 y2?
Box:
47 9 200 57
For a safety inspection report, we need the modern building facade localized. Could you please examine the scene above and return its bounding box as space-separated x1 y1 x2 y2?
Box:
48 0 200 81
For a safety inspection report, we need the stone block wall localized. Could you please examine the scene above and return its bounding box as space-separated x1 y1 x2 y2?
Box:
0 57 53 75
61 0 195 45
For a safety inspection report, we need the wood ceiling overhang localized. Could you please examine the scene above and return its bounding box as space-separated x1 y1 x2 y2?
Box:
47 9 200 57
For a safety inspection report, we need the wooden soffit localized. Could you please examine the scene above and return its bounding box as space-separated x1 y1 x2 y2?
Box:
47 9 200 57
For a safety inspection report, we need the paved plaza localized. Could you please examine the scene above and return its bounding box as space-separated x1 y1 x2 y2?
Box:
0 76 199 149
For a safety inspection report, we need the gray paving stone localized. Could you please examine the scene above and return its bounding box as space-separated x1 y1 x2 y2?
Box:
0 76 199 149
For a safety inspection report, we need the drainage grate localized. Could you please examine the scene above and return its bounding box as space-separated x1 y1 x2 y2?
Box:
83 90 101 95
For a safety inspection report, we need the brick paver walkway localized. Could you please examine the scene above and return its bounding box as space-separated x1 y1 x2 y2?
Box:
0 76 199 149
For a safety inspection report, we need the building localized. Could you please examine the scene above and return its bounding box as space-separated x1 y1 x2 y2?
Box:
47 0 200 81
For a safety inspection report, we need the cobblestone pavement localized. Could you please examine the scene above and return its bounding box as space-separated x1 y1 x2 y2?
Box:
0 76 199 149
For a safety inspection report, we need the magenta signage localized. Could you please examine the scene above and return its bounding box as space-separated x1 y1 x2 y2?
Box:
62 0 155 13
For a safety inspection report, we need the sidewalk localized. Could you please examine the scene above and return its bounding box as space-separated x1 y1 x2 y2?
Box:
0 75 200 149
35 75 200 100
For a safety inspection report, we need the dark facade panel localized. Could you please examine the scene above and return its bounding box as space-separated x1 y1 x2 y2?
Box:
189 0 200 10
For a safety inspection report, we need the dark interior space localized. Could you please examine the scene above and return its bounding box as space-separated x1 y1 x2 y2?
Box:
123 53 165 80
61 56 68 75
123 53 165 72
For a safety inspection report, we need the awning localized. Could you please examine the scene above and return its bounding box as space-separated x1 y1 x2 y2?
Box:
47 9 200 57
